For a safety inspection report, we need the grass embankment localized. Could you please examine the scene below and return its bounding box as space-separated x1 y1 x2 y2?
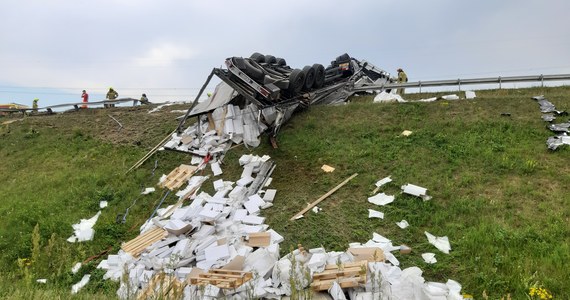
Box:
0 87 569 298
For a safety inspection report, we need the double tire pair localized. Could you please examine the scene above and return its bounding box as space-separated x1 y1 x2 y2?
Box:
248 53 325 96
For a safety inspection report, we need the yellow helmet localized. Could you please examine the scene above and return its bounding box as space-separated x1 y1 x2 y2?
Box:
33 98 39 101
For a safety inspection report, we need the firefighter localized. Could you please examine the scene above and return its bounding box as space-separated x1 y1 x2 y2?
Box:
106 87 118 108
397 68 408 95
140 93 149 105
32 98 39 111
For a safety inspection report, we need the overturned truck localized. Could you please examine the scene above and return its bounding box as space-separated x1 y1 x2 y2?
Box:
166 53 390 153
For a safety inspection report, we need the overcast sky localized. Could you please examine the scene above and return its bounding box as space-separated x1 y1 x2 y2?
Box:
1 0 569 107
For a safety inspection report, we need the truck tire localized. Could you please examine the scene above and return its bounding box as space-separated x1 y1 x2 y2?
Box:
287 69 305 95
243 59 265 81
264 55 277 64
312 64 325 88
302 65 315 91
275 57 287 66
250 52 265 63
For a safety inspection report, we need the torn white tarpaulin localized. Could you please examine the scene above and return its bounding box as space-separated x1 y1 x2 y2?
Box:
67 211 101 243
99 201 108 209
425 231 451 254
373 91 406 103
368 209 384 219
71 274 91 294
401 183 432 201
396 220 409 229
422 253 437 264
368 192 395 206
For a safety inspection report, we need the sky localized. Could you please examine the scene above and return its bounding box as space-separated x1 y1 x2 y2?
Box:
1 0 570 107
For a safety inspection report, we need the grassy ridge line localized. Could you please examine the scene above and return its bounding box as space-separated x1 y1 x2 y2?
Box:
0 87 568 298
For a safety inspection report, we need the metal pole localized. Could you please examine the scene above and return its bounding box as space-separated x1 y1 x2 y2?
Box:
499 76 502 89
458 79 461 91
541 74 544 87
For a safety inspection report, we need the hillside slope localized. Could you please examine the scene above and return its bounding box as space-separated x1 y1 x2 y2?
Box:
1 87 569 298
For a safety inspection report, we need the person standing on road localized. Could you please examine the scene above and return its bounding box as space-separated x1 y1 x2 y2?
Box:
81 90 89 108
32 98 39 112
106 87 118 108
397 68 408 95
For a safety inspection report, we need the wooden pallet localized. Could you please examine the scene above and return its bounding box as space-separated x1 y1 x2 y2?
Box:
310 261 368 291
121 227 167 257
189 269 253 289
137 272 184 300
160 164 197 190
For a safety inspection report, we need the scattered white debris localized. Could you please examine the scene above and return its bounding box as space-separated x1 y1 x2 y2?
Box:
465 90 476 99
71 274 91 294
67 211 101 243
417 97 438 102
401 183 432 201
210 161 223 176
375 176 392 188
425 231 451 254
99 201 108 209
368 209 384 219
312 206 322 213
373 91 406 103
328 281 347 300
401 130 413 136
368 192 395 206
396 220 409 229
441 94 460 100
321 165 335 172
36 279 47 284
422 253 437 264
71 262 82 274
142 187 155 195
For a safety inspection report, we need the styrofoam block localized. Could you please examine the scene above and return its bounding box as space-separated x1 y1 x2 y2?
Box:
195 236 218 253
205 244 230 261
242 215 265 225
267 229 284 244
263 189 276 202
368 209 384 219
248 194 265 207
211 162 223 176
233 209 248 221
243 200 260 214
237 176 254 187
213 179 224 191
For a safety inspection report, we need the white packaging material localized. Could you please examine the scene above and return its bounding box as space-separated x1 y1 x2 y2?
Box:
368 209 384 219
396 220 409 229
422 253 437 264
425 231 451 254
368 193 395 206
71 274 91 294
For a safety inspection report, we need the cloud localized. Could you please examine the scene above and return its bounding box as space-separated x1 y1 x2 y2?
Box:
132 43 199 67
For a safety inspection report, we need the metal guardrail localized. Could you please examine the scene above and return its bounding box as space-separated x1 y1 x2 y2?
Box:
353 74 570 92
0 98 140 114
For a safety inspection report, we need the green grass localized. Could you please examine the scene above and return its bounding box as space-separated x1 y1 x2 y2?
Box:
1 87 569 298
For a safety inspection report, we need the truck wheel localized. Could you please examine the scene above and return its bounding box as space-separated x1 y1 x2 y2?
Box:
302 65 315 91
287 69 305 95
243 59 265 81
264 55 277 64
313 64 325 88
250 52 265 63
275 58 287 66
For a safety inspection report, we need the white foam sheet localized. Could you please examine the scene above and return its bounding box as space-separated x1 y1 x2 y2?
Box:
396 220 409 229
424 231 451 254
211 161 223 176
368 193 395 206
71 274 91 294
328 281 347 300
368 209 384 219
422 253 437 264
375 176 392 187
401 183 432 201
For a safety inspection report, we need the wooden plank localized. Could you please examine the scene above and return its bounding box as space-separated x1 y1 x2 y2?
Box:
290 173 358 220
246 232 271 247
160 164 197 191
121 227 167 257
310 260 367 291
189 269 252 289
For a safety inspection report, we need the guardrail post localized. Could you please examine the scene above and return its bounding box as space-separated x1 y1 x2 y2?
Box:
458 79 461 91
540 74 544 87
419 81 422 94
498 76 502 89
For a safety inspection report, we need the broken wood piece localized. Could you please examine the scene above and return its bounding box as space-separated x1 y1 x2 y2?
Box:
347 247 385 262
108 114 123 130
189 269 252 289
126 130 176 173
290 173 358 220
121 227 167 258
321 164 335 172
246 232 271 247
310 260 367 291
160 164 198 191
